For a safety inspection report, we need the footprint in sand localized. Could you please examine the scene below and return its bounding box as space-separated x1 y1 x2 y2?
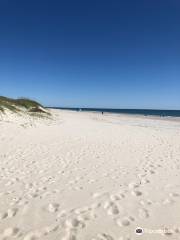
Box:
23 231 42 240
73 206 90 214
7 208 18 217
91 202 101 209
47 203 60 213
96 233 114 240
65 217 85 229
0 212 8 220
169 192 180 198
138 208 149 218
104 195 126 218
107 204 120 216
140 199 152 206
128 182 140 189
149 169 155 175
43 223 59 236
131 190 142 197
110 193 125 201
92 192 109 199
78 211 97 221
174 227 180 234
0 208 18 220
116 216 135 227
140 178 150 184
163 198 175 205
2 227 19 237
117 218 131 227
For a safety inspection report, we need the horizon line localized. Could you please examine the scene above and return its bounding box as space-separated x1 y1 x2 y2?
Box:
47 106 180 111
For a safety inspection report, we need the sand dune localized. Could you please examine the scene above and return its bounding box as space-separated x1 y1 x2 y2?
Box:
0 109 180 240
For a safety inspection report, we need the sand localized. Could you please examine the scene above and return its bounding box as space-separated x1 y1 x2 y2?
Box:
0 109 180 240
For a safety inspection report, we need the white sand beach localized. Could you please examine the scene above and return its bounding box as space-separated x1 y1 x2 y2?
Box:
0 109 180 240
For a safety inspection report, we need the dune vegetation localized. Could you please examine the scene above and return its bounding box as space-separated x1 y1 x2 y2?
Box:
0 96 50 116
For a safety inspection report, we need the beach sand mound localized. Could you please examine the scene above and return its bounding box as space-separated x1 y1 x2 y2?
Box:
0 96 50 117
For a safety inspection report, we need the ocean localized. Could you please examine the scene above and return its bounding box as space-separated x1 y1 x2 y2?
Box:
52 107 180 117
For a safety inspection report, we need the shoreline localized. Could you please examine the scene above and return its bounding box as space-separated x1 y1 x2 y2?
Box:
48 107 180 123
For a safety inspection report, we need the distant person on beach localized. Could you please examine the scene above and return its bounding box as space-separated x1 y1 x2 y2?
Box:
102 111 104 115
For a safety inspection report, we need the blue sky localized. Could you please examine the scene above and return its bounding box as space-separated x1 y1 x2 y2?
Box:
0 0 180 109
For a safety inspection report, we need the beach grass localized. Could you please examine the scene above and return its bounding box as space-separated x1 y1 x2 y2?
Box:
0 96 50 116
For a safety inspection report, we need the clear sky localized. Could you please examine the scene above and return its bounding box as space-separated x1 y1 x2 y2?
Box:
0 0 180 109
